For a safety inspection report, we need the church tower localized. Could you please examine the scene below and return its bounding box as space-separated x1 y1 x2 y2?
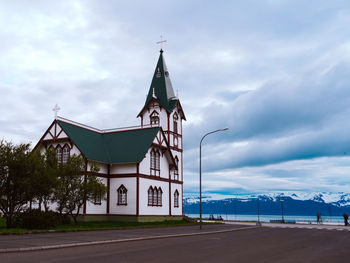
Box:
138 49 186 183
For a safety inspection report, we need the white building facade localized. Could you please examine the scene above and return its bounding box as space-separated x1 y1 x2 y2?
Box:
34 50 186 221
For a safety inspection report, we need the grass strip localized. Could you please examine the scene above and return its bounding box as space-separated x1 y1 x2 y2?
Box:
0 218 206 235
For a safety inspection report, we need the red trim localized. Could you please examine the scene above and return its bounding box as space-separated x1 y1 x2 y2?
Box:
33 120 56 151
107 164 110 214
169 169 171 216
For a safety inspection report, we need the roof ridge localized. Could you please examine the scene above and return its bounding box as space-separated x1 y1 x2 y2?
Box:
57 116 154 133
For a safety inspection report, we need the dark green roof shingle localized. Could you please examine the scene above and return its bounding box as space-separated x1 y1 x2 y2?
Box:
57 120 159 164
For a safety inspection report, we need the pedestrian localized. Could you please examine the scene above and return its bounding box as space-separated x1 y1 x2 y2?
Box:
343 214 348 226
317 212 321 224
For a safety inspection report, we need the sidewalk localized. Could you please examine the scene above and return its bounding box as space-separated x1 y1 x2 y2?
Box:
0 224 255 253
208 220 350 230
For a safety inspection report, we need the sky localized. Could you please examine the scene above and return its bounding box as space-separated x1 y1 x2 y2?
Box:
1 0 350 194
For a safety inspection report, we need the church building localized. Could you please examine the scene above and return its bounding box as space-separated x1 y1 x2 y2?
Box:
34 50 186 221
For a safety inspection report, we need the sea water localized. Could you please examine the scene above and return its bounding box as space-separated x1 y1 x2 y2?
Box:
186 213 345 224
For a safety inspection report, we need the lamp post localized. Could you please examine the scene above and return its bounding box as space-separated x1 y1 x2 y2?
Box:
280 199 285 223
257 198 261 225
199 128 229 230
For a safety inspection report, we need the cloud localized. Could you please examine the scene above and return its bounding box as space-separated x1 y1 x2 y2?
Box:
1 0 350 194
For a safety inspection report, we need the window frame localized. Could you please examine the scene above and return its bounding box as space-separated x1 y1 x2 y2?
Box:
150 148 160 176
174 156 179 180
148 186 153 206
62 144 70 163
117 184 128 206
174 190 179 208
150 111 160 126
56 145 63 163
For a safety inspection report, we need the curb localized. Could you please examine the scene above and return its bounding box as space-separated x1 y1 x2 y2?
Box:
0 226 257 253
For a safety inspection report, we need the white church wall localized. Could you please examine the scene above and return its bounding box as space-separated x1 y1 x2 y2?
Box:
87 161 108 174
43 133 52 140
159 109 168 131
57 130 68 139
86 177 107 214
70 145 81 156
139 150 150 175
110 163 137 174
109 177 137 215
49 125 56 136
139 148 170 179
160 152 170 179
139 178 169 215
171 183 182 215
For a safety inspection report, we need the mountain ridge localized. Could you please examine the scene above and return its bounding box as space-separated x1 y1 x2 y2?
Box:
183 192 350 216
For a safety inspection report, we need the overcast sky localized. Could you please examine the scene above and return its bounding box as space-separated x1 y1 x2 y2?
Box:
1 0 350 194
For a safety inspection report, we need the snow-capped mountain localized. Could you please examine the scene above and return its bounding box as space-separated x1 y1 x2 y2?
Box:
183 192 350 216
184 192 350 207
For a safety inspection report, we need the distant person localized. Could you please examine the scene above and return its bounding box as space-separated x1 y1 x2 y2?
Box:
343 214 349 226
317 212 321 224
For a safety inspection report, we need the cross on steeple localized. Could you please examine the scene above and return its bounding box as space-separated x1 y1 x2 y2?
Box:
156 35 167 50
52 104 60 119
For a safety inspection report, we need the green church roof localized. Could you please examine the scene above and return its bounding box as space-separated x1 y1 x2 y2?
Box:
57 120 160 164
140 50 179 114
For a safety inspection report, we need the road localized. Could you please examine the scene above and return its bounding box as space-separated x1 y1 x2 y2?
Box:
1 226 349 263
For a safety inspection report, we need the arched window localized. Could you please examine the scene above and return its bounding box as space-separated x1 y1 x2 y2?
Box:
148 186 153 206
174 156 179 180
117 185 127 205
150 111 159 126
56 145 63 163
150 148 160 176
62 144 70 163
153 187 158 206
157 188 163 206
174 190 179 208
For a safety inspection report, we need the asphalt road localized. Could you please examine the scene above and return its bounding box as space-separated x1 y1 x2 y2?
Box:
1 226 349 263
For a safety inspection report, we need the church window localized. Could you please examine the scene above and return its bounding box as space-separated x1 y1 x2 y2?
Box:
174 190 179 208
151 116 159 126
150 111 160 126
157 188 163 206
148 186 153 206
56 145 63 163
117 185 127 205
174 156 179 180
150 148 160 176
148 186 162 206
153 187 158 206
62 144 70 163
93 193 102 205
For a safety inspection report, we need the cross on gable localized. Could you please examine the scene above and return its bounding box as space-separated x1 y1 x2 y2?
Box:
52 104 60 119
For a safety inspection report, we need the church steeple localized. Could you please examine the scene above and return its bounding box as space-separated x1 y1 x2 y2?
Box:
141 50 178 114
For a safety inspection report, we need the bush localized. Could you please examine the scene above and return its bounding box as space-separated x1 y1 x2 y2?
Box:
20 209 62 229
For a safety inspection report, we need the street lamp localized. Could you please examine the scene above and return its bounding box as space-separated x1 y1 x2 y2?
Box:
199 128 229 230
280 199 285 223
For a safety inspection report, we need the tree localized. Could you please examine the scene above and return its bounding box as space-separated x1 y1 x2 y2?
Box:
0 141 34 228
29 149 58 211
54 155 106 224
